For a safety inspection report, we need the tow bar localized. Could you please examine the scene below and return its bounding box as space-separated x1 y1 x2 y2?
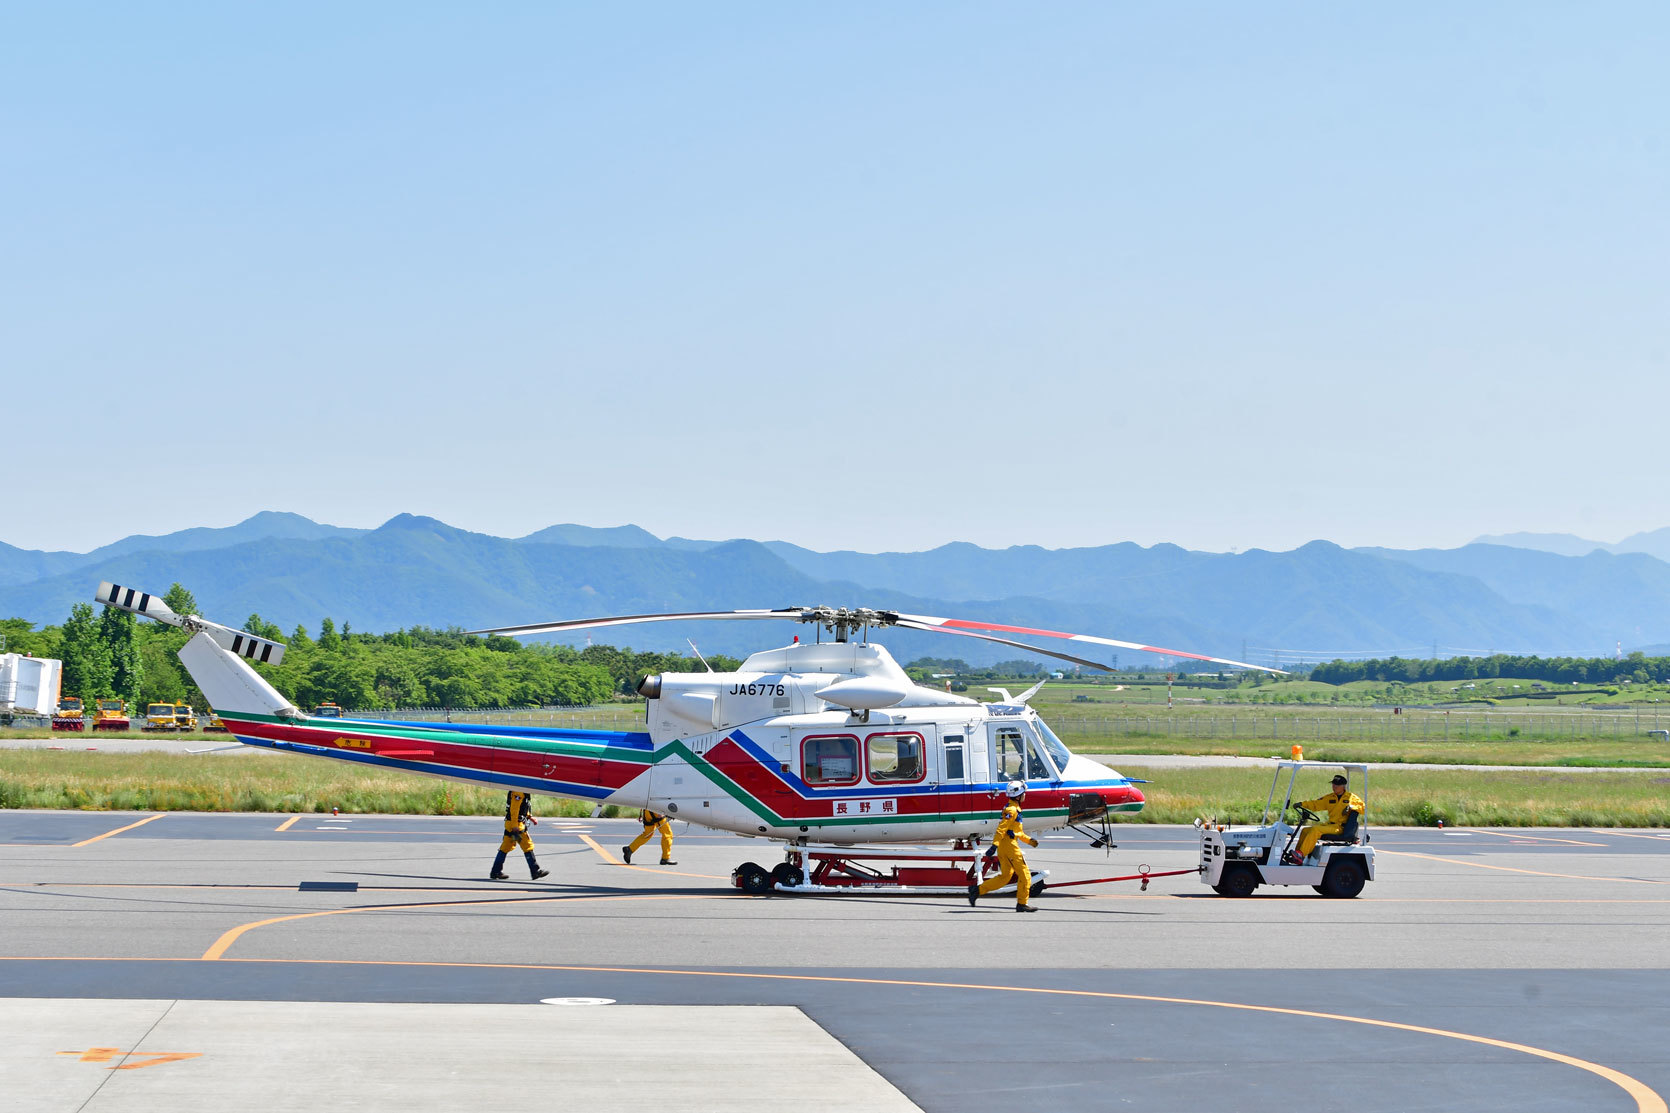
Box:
1034 864 1205 894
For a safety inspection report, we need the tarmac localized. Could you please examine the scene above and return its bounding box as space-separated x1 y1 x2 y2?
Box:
2 810 1668 1112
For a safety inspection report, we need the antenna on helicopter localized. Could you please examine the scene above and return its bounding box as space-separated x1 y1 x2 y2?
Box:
687 639 713 673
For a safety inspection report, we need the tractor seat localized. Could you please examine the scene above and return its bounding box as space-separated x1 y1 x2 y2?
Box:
1318 813 1361 845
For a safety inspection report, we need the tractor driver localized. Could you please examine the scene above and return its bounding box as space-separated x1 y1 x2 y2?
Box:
490 790 550 881
1290 773 1365 863
967 781 1040 912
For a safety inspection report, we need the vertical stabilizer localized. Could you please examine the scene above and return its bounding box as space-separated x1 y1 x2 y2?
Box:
177 631 297 719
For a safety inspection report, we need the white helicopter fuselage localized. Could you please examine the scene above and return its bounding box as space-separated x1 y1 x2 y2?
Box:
166 624 1145 846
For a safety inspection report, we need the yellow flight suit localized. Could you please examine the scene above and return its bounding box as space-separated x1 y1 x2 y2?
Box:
625 809 675 863
499 790 535 853
491 790 548 880
977 802 1038 907
1295 789 1365 859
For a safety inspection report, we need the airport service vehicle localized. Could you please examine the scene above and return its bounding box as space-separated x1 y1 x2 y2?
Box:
204 714 228 732
52 695 86 732
312 702 344 718
0 653 62 721
93 698 131 732
144 702 182 731
172 703 199 732
95 580 1280 894
1197 761 1375 898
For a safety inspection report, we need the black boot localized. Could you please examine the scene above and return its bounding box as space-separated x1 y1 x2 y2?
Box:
621 845 633 864
966 882 979 907
526 852 549 880
489 851 509 880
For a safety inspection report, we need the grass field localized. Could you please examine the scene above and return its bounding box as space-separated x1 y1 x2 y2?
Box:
0 749 609 818
3 749 1667 827
1076 737 1670 767
1109 763 1670 827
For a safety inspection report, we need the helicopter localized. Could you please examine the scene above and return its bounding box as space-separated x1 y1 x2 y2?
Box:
93 581 1280 893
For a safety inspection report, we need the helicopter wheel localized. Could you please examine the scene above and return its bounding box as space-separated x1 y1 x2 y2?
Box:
735 862 774 895
771 862 805 888
1029 878 1046 899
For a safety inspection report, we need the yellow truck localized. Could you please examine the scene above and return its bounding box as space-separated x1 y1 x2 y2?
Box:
143 702 179 731
52 695 86 732
172 703 198 732
93 698 131 732
313 701 344 718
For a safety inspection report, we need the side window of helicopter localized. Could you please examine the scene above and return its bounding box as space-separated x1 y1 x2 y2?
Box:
943 735 965 781
865 732 925 784
994 725 1027 781
802 735 859 786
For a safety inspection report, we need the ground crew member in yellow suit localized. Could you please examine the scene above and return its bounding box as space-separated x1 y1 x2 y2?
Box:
490 790 550 880
1290 773 1365 863
967 781 1039 912
621 809 676 865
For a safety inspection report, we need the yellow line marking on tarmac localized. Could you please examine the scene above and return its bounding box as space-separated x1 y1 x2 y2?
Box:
576 833 727 880
1465 830 1607 847
70 814 165 847
578 833 622 864
1380 849 1665 884
200 891 716 961
6 956 1659 1113
1591 829 1670 842
274 816 300 832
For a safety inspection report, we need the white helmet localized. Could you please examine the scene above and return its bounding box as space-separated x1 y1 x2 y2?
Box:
1005 780 1026 799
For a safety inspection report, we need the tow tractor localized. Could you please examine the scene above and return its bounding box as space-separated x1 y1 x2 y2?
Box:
1197 761 1375 898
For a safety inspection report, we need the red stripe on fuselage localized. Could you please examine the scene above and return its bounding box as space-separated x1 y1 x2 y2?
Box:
228 719 645 793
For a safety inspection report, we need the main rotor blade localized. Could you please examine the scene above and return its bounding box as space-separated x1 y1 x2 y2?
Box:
468 609 806 638
892 612 1284 674
891 619 1115 673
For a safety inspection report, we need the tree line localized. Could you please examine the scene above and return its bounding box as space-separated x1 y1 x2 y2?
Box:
1306 652 1669 688
2 584 738 712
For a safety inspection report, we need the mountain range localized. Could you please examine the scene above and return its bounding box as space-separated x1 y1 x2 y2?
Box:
2 513 1664 668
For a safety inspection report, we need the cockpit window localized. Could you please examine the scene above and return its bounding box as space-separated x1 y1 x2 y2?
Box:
994 723 1055 781
1033 716 1073 774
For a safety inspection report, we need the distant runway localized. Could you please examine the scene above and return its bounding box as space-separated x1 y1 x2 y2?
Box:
3 812 1667 1111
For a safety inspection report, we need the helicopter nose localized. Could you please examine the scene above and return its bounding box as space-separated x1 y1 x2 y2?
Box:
1112 784 1145 807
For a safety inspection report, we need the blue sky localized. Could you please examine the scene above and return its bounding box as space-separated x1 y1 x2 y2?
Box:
5 4 1665 555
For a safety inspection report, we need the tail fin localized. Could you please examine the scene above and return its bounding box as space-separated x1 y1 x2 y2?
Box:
178 631 298 719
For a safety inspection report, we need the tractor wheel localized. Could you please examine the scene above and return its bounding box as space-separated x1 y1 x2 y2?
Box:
1029 878 1046 899
1216 863 1259 898
736 862 774 895
1320 856 1367 899
771 863 804 888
